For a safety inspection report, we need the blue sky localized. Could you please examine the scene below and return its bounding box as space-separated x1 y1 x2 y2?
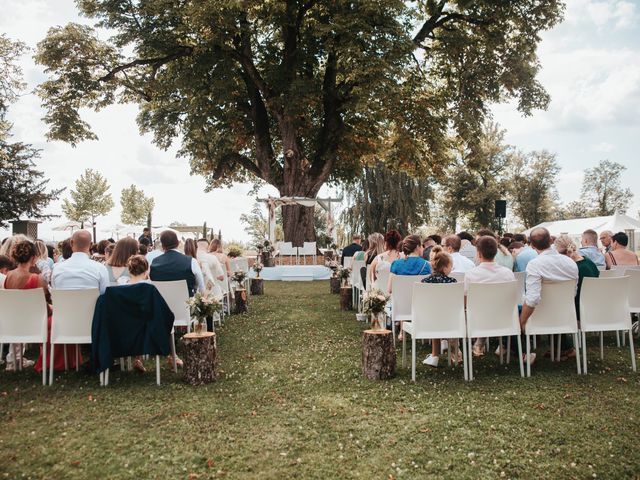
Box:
1 0 639 241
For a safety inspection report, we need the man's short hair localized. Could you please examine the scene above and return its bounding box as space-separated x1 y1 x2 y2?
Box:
139 237 151 247
443 235 461 252
476 236 498 260
582 229 598 246
0 254 14 271
197 238 209 245
160 230 180 250
513 233 527 244
612 231 629 247
457 231 474 243
71 230 92 251
427 234 442 245
476 228 496 239
529 228 551 251
352 234 361 241
143 227 150 233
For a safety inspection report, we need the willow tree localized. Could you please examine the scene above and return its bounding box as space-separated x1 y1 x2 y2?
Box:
35 0 564 245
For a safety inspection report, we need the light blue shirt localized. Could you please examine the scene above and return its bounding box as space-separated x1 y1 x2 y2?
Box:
146 249 163 265
515 246 538 273
51 252 110 294
579 246 605 267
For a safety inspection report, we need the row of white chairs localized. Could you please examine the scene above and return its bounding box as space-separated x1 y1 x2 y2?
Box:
393 274 638 382
276 241 317 265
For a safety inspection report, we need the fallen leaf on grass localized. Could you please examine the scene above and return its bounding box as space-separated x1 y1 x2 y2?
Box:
88 395 93 401
534 403 545 410
70 461 81 467
419 428 431 433
207 459 215 469
188 474 199 480
616 377 628 383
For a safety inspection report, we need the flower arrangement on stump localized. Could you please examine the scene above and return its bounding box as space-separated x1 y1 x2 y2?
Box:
187 291 223 335
362 289 390 331
325 260 339 277
232 270 247 289
253 262 263 278
337 266 351 288
261 240 275 266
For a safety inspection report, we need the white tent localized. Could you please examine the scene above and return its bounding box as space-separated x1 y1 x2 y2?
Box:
524 213 640 250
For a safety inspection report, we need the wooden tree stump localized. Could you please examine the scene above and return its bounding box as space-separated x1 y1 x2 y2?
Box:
250 278 264 295
362 329 396 380
330 277 341 294
181 332 217 385
234 288 248 314
340 286 352 311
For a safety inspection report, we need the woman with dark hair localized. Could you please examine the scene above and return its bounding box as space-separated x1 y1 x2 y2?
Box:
92 239 112 264
106 237 139 284
605 232 639 268
370 230 403 288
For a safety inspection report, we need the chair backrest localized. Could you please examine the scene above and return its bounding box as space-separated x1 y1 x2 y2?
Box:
300 242 316 255
235 257 249 273
351 260 365 289
391 275 428 321
374 268 391 295
218 270 230 294
0 289 48 343
580 276 631 332
411 283 466 338
466 281 520 337
50 288 100 344
229 258 238 272
627 270 640 311
514 271 526 304
450 272 465 283
599 269 623 278
526 280 578 335
597 265 606 272
342 256 352 267
151 280 191 327
365 265 373 291
278 242 295 255
613 265 640 275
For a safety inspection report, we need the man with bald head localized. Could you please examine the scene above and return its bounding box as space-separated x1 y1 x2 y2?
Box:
51 230 109 294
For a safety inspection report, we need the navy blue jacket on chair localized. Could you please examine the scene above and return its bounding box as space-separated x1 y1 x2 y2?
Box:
149 249 196 297
91 283 175 373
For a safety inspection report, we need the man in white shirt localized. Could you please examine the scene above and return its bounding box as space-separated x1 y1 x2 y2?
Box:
442 235 475 273
457 231 478 264
51 230 110 294
520 227 579 362
464 236 516 357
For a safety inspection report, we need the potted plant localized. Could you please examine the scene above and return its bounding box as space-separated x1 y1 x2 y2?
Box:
362 289 390 331
251 262 265 295
227 246 243 258
325 259 341 293
186 291 223 335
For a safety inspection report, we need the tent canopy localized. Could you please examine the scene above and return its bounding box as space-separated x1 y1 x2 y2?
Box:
524 213 640 236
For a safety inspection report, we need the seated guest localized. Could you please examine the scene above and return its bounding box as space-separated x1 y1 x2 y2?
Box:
196 238 225 285
555 235 598 358
56 238 73 263
138 237 151 256
422 234 441 260
138 227 152 244
91 239 111 264
465 236 516 357
186 238 216 292
370 230 402 289
351 239 369 263
442 235 475 273
599 230 613 253
421 250 457 367
579 229 605 267
33 240 53 285
0 254 14 288
51 231 109 294
106 237 139 285
519 228 579 366
208 238 233 277
477 229 513 271
341 234 363 265
0 234 28 257
605 231 639 268
513 233 537 272
457 231 477 264
126 254 151 373
354 233 384 288
150 230 205 297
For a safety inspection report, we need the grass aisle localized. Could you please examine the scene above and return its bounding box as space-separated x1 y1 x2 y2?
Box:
1 281 639 479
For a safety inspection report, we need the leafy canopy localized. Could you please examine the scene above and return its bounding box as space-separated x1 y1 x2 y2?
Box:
120 184 154 225
62 168 114 224
579 160 633 216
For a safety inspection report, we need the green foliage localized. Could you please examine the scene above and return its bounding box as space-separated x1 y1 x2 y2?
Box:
226 245 243 258
0 34 27 140
239 203 284 246
341 161 434 237
34 0 563 206
62 168 114 225
120 184 154 225
579 160 633 216
507 150 561 229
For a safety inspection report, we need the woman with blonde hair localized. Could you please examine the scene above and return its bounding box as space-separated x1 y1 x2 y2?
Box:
33 240 53 284
208 238 232 277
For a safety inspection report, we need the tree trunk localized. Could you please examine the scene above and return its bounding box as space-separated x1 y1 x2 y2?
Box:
281 203 316 247
181 332 217 385
362 329 396 380
340 286 352 311
250 278 264 295
234 288 248 314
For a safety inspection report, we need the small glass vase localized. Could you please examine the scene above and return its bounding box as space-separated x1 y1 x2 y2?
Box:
371 312 386 331
194 320 205 335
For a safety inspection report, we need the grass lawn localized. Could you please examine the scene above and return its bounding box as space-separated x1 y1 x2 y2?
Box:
1 281 639 479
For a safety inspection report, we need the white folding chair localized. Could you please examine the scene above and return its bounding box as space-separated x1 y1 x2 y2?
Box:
278 242 297 265
373 269 390 296
0 289 49 385
299 242 317 265
466 281 525 379
579 276 636 374
514 271 526 305
151 280 190 373
391 275 428 347
342 256 353 267
599 269 623 278
524 280 581 377
49 288 99 385
450 272 465 283
350 260 365 310
403 283 468 381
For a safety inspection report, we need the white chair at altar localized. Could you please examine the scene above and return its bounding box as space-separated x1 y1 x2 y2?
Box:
298 242 317 265
277 241 298 265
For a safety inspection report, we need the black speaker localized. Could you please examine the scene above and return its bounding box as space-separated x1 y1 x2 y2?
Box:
495 200 507 218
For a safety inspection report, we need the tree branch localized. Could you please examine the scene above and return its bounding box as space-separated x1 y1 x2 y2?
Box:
98 46 193 82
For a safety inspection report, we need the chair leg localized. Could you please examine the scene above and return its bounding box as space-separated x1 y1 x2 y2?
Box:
156 355 161 385
622 330 626 347
629 330 637 372
462 337 469 381
402 329 406 368
526 335 531 377
12 344 18 371
507 336 511 364
42 341 47 386
550 334 554 362
600 332 604 360
49 343 55 386
499 336 504 365
556 334 561 362
616 330 621 347
582 331 588 374
64 345 68 371
170 332 178 373
517 335 524 378
76 346 79 372
573 333 581 375
533 335 537 350
467 337 474 381
411 337 416 382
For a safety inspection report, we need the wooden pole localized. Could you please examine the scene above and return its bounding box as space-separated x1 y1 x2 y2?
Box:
362 329 396 380
181 332 217 385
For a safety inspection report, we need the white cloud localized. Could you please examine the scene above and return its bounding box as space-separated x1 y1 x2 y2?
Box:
567 0 638 30
593 142 615 152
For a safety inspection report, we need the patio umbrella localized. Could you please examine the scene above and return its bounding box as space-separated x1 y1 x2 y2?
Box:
52 221 83 232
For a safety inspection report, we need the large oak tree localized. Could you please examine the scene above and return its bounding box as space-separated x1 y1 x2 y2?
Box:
35 0 564 244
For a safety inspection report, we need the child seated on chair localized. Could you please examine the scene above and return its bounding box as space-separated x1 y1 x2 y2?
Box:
421 250 459 367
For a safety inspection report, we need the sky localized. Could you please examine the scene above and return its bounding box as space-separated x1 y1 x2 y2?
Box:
1 0 639 242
